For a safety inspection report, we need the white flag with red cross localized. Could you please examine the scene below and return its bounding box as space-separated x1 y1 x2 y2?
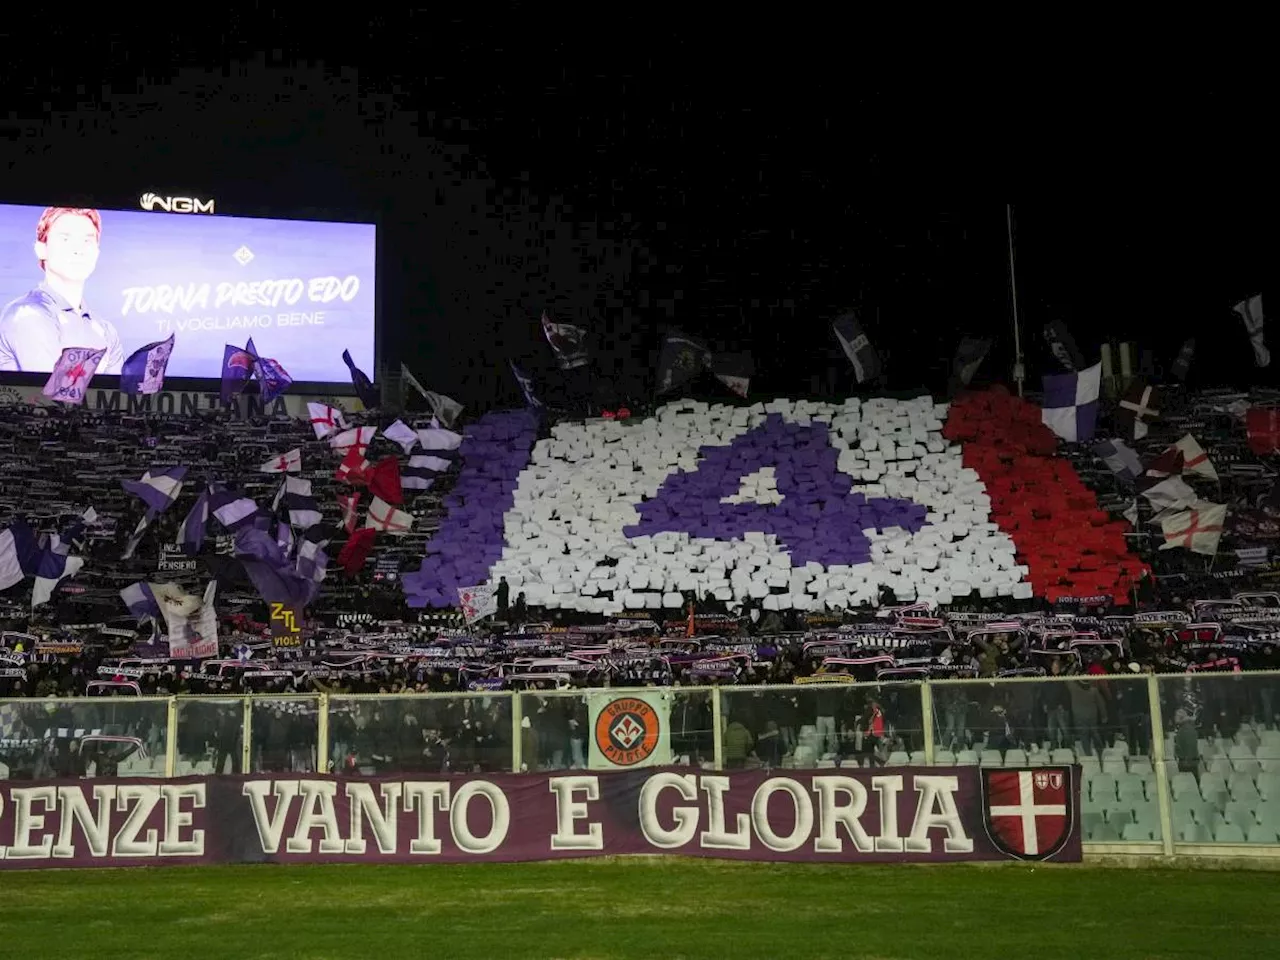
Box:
259 449 302 473
364 496 414 536
1159 501 1227 556
307 402 348 439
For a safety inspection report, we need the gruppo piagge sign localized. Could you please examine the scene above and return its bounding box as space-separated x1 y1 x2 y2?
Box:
0 766 1080 869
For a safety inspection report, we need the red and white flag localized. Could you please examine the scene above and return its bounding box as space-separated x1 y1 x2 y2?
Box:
457 584 497 623
335 447 369 485
1172 434 1218 482
365 496 414 536
337 492 360 534
330 425 375 458
1159 502 1227 556
259 448 302 473
307 402 347 439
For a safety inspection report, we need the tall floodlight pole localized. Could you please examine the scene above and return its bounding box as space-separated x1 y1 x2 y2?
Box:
1006 203 1026 397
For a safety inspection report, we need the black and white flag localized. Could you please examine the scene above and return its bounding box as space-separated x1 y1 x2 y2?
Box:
831 313 882 384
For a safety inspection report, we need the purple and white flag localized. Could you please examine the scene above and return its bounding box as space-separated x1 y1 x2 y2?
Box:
120 335 175 395
121 466 188 518
42 347 107 404
382 420 419 454
1041 362 1102 443
178 487 210 556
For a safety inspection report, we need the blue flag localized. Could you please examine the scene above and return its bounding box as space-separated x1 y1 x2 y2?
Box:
342 349 379 409
247 338 293 403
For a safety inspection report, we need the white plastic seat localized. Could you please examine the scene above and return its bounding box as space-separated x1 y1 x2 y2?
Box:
1230 775 1262 804
1179 823 1211 843
886 751 910 766
1246 823 1279 844
979 749 1003 767
1003 748 1027 767
1169 771 1200 801
1116 774 1146 805
1214 823 1246 843
1224 799 1257 826
1101 757 1128 776
1050 748 1075 765
1198 774 1229 807
934 750 956 765
1127 756 1154 775
909 750 927 765
1089 773 1118 803
1078 756 1102 779
1122 822 1155 841
1257 772 1280 801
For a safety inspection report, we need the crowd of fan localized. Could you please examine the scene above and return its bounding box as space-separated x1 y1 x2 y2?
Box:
3 384 1280 706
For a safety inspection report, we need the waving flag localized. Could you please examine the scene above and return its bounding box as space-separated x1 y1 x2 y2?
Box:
656 331 711 396
382 419 419 454
403 365 463 426
367 458 404 506
1234 294 1269 367
335 446 370 485
120 582 162 622
273 476 322 529
832 313 881 384
337 492 360 533
178 486 211 555
510 360 544 413
948 337 992 395
365 497 414 535
417 427 462 451
234 527 321 609
541 310 590 370
209 489 260 531
1043 317 1085 371
119 334 175 395
307 402 347 439
1041 362 1102 443
1159 502 1227 556
1170 338 1196 382
220 344 256 405
330 426 375 458
342 349 379 409
1115 381 1161 441
259 449 302 473
42 346 107 404
122 466 188 518
710 352 753 398
246 338 292 403
1094 439 1143 482
0 519 84 608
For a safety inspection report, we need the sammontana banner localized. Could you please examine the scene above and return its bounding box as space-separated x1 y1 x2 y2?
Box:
0 766 1080 869
0 383 363 420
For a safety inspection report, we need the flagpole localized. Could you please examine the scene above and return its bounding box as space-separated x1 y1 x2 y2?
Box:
1006 203 1026 397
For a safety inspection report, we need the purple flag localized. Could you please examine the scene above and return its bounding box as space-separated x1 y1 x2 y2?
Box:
178 486 210 555
121 466 188 518
234 527 320 608
220 344 256 404
42 347 107 404
120 334 175 395
248 338 293 403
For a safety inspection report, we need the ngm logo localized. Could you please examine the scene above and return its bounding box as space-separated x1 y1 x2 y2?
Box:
139 192 215 214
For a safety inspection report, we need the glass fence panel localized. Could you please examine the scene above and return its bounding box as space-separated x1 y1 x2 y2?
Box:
251 697 319 773
720 683 924 770
176 698 245 775
930 676 1161 843
0 697 168 779
328 694 512 775
1158 672 1280 845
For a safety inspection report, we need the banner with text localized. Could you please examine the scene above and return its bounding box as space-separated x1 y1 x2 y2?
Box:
0 383 364 420
0 204 375 382
0 766 1080 869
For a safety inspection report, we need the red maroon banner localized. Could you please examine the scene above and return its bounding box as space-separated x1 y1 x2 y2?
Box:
0 766 1080 869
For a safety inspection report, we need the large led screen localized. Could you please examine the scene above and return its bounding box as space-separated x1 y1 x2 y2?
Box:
0 204 376 382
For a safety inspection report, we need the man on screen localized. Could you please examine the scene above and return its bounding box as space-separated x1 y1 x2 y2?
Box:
0 206 124 374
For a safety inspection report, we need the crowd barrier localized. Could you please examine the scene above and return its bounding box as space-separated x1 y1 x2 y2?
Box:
2 671 1280 865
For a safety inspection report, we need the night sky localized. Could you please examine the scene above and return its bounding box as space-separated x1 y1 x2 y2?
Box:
3 21 1273 410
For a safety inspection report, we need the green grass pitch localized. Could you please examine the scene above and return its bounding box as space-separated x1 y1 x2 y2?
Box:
2 859 1278 959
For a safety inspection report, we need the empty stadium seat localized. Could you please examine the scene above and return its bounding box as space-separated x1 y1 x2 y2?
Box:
1213 823 1246 843
1127 756 1153 775
1179 823 1211 843
909 750 927 765
934 750 956 766
1224 800 1257 827
1169 772 1200 801
1230 743 1261 776
1198 773 1229 807
956 750 979 766
1003 748 1027 767
1078 755 1101 778
1050 748 1075 765
1116 774 1147 805
1257 772 1280 802
979 749 1003 767
1088 822 1121 842
1230 774 1262 804
1089 773 1118 803
1246 823 1280 844
886 751 910 766
1101 756 1128 776
1122 822 1156 841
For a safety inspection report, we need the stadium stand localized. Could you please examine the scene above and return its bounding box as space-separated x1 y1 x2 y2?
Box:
3 383 1280 841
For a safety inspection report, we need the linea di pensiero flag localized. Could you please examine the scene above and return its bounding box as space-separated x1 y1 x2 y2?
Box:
587 691 673 770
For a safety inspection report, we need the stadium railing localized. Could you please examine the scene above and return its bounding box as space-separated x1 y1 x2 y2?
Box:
3 671 1279 859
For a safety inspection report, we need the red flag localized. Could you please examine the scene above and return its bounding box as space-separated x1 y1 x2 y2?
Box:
366 457 404 505
335 447 369 486
337 528 377 576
